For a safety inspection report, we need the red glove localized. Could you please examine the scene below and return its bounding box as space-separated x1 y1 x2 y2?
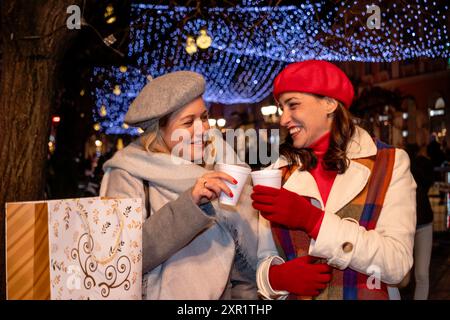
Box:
269 256 332 296
251 185 324 238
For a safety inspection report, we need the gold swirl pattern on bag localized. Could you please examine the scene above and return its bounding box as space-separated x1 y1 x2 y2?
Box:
71 232 97 290
98 256 132 298
70 232 132 297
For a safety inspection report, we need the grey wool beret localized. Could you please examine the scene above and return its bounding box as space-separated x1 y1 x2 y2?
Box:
124 71 206 128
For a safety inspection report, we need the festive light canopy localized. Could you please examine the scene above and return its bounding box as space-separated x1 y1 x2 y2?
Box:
92 0 449 135
92 66 146 135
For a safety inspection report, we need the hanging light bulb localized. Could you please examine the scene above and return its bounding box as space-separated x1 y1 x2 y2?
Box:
196 29 212 49
185 36 198 55
104 4 114 18
119 65 127 73
106 16 116 24
104 4 116 24
113 85 121 96
100 105 107 117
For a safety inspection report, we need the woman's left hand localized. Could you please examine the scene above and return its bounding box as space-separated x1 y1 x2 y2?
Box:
251 185 324 236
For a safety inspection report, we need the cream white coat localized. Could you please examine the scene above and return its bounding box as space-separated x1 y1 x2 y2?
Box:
257 126 417 300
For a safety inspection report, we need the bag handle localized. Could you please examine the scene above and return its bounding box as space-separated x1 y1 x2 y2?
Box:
78 201 125 265
143 180 151 219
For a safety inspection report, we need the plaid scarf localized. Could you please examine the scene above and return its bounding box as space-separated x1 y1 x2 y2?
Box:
271 140 396 300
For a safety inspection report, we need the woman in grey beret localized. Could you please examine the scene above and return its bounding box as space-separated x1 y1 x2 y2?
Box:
99 71 258 300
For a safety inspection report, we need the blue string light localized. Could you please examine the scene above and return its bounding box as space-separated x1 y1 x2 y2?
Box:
91 66 146 135
92 1 449 135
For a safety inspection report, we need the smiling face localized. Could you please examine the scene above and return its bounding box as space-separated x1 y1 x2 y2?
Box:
278 92 338 148
161 97 210 161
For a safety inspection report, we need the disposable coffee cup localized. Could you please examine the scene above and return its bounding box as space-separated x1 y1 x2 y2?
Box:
215 163 251 206
251 169 282 188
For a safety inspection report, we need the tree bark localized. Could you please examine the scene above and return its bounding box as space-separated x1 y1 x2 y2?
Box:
0 0 82 299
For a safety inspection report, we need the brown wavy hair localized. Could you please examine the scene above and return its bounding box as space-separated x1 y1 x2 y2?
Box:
279 95 355 174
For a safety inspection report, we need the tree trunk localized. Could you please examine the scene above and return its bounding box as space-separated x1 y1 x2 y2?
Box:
0 0 82 299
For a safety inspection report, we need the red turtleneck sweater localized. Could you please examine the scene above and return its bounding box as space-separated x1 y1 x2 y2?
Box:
307 131 338 239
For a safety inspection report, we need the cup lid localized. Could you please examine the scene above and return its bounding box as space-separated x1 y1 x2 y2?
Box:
251 169 282 177
216 163 251 174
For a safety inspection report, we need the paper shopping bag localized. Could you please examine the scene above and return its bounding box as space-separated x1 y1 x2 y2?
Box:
6 197 143 300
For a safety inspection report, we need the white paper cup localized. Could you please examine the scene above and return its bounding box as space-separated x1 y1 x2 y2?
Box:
215 163 251 206
251 169 282 188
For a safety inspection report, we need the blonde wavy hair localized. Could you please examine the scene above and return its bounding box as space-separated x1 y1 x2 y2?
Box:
140 113 172 154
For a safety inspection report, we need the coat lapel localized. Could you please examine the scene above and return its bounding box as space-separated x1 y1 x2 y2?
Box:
325 160 371 214
326 127 377 214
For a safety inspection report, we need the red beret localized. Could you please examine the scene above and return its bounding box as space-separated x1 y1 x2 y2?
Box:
273 60 354 108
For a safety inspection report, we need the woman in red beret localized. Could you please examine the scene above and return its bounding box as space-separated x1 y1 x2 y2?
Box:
252 60 416 300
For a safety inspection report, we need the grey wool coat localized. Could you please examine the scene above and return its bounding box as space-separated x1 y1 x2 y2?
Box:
100 134 259 300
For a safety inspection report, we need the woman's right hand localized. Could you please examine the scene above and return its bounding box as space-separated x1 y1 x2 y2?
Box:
191 171 237 205
269 256 332 297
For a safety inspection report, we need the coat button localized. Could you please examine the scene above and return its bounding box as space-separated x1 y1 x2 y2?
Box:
342 242 353 253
